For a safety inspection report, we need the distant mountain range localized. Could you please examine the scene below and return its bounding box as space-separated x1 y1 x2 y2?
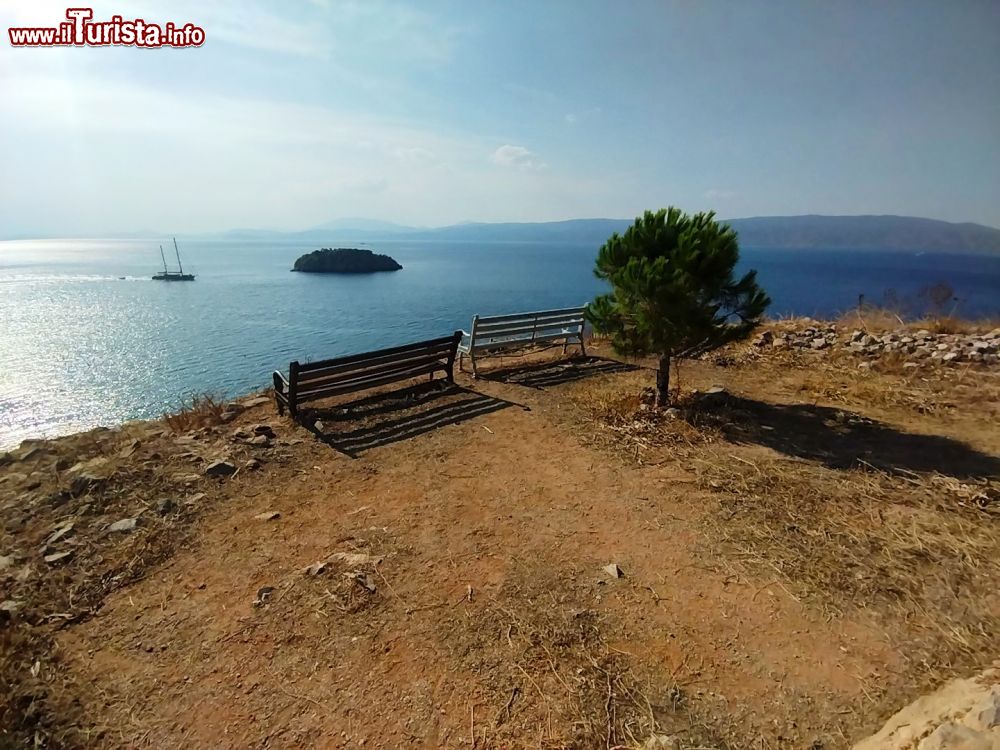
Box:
6 214 999 253
213 214 1000 254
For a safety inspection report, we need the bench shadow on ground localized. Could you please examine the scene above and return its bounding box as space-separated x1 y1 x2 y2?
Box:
692 393 1000 480
300 380 521 458
477 355 639 389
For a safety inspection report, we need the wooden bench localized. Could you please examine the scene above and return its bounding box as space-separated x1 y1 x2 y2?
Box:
273 332 462 418
458 306 587 377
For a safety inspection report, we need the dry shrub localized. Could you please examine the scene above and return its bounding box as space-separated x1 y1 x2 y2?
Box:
441 567 711 750
834 308 1000 336
693 453 1000 691
163 394 227 432
787 353 1000 418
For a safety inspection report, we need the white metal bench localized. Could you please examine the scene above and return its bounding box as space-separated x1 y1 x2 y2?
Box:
458 306 587 377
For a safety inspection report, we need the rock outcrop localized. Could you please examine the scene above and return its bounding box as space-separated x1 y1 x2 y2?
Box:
753 324 1000 367
853 666 1000 750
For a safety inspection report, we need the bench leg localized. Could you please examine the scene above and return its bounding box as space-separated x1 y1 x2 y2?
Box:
458 352 464 372
470 352 479 379
579 334 587 358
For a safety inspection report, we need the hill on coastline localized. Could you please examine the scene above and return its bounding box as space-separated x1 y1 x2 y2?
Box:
216 214 1000 254
725 215 1000 252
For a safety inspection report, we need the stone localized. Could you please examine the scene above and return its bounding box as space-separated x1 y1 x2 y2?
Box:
349 572 377 593
253 586 276 608
252 424 274 437
156 498 177 515
903 362 919 370
0 554 14 570
205 460 237 477
45 522 75 547
185 492 206 506
0 600 22 623
69 474 103 497
44 550 74 565
852 668 999 750
328 551 378 567
603 563 624 579
254 511 281 521
943 352 960 362
173 473 203 484
240 396 272 408
643 736 681 750
963 687 1000 731
304 562 328 576
245 458 262 471
754 331 774 347
917 723 993 750
16 446 46 462
249 435 270 447
108 517 139 533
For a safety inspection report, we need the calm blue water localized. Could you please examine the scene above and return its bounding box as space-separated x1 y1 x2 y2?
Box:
1 238 999 448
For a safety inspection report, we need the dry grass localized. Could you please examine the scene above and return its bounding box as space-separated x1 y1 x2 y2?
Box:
162 394 228 432
691 452 1000 699
832 308 1000 335
440 565 718 750
569 375 725 465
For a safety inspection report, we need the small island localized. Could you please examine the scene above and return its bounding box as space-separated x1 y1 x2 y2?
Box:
291 247 403 274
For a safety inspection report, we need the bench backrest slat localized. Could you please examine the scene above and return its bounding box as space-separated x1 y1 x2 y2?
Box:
472 306 584 325
297 339 456 383
474 317 584 336
296 334 458 376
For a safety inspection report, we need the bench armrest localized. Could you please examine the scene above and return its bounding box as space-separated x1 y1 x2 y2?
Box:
458 330 473 351
272 370 289 392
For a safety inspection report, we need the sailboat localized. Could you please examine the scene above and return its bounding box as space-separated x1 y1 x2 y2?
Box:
152 238 195 281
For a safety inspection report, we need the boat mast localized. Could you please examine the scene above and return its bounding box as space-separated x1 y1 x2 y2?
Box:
159 245 169 274
173 237 184 275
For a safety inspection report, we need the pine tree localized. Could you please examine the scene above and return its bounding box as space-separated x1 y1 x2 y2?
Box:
586 208 771 406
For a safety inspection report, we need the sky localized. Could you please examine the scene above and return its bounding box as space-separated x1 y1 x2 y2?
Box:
0 0 998 236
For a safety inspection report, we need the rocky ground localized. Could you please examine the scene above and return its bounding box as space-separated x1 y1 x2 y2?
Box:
755 321 1000 366
1 321 998 749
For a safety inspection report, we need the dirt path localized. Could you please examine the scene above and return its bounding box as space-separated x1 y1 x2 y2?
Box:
54 354 912 748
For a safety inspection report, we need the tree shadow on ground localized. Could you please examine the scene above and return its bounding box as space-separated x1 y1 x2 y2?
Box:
300 380 520 458
691 392 1000 480
479 356 639 389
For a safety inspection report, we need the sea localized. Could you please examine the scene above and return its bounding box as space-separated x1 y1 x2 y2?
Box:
2 238 999 449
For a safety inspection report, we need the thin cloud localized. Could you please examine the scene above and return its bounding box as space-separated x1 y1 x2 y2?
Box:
704 189 737 201
491 144 546 171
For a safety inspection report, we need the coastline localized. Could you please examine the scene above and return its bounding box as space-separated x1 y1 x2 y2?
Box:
4 314 999 453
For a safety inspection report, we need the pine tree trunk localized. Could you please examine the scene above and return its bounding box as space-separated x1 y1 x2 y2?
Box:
655 354 671 407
